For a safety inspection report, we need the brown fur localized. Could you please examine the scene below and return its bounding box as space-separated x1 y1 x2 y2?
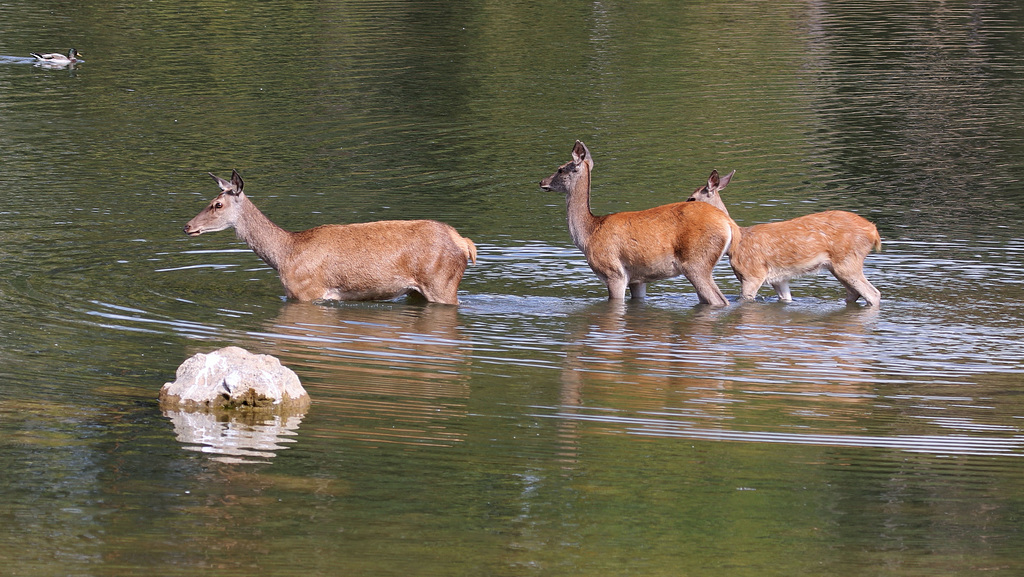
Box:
540 141 738 306
686 170 881 306
184 170 475 305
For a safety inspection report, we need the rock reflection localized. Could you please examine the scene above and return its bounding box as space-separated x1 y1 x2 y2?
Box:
163 410 304 464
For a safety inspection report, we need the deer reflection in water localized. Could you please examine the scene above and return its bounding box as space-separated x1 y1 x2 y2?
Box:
254 301 473 448
555 301 881 449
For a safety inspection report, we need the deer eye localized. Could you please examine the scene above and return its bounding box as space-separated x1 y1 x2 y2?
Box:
214 202 223 209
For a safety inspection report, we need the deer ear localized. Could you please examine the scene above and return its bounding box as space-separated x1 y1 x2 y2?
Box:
230 170 245 195
209 171 244 196
571 141 586 162
717 170 735 191
209 172 234 193
572 140 593 169
707 170 720 191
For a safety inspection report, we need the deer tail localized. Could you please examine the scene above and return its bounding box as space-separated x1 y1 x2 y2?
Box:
448 228 476 265
463 237 477 265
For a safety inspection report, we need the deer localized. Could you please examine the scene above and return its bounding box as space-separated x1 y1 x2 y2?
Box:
686 170 881 306
539 140 739 306
183 170 476 305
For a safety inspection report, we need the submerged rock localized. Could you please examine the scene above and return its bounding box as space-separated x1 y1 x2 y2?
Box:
159 346 310 413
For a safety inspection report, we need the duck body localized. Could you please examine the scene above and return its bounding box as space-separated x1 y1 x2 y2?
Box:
30 48 82 64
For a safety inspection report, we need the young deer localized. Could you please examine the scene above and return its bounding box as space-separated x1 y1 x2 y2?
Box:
539 141 739 306
184 170 476 305
687 170 881 306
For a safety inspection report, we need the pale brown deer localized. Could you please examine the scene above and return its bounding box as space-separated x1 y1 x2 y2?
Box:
539 141 739 306
183 170 476 305
687 170 881 306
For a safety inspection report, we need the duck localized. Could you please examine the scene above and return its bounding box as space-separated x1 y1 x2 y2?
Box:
30 48 83 64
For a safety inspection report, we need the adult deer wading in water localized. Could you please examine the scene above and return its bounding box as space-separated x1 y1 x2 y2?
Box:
687 170 881 306
184 170 476 305
539 141 738 306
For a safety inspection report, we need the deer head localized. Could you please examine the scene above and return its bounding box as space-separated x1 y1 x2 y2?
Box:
686 169 734 217
184 170 247 236
539 140 594 194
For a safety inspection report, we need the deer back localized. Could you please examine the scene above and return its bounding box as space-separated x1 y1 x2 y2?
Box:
278 220 472 302
591 200 738 272
732 211 881 276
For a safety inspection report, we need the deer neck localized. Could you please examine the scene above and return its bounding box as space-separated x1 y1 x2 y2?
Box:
565 167 599 251
233 197 294 272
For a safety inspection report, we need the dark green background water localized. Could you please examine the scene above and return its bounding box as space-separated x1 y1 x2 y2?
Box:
3 1 1024 575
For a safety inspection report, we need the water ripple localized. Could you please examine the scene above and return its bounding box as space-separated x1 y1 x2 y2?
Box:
535 408 1024 457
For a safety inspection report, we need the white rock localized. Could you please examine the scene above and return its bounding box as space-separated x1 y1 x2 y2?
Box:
159 346 310 412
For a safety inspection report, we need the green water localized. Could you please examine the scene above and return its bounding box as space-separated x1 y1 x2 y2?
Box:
2 1 1024 575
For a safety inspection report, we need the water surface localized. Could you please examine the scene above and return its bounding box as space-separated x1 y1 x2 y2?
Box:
2 1 1024 575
